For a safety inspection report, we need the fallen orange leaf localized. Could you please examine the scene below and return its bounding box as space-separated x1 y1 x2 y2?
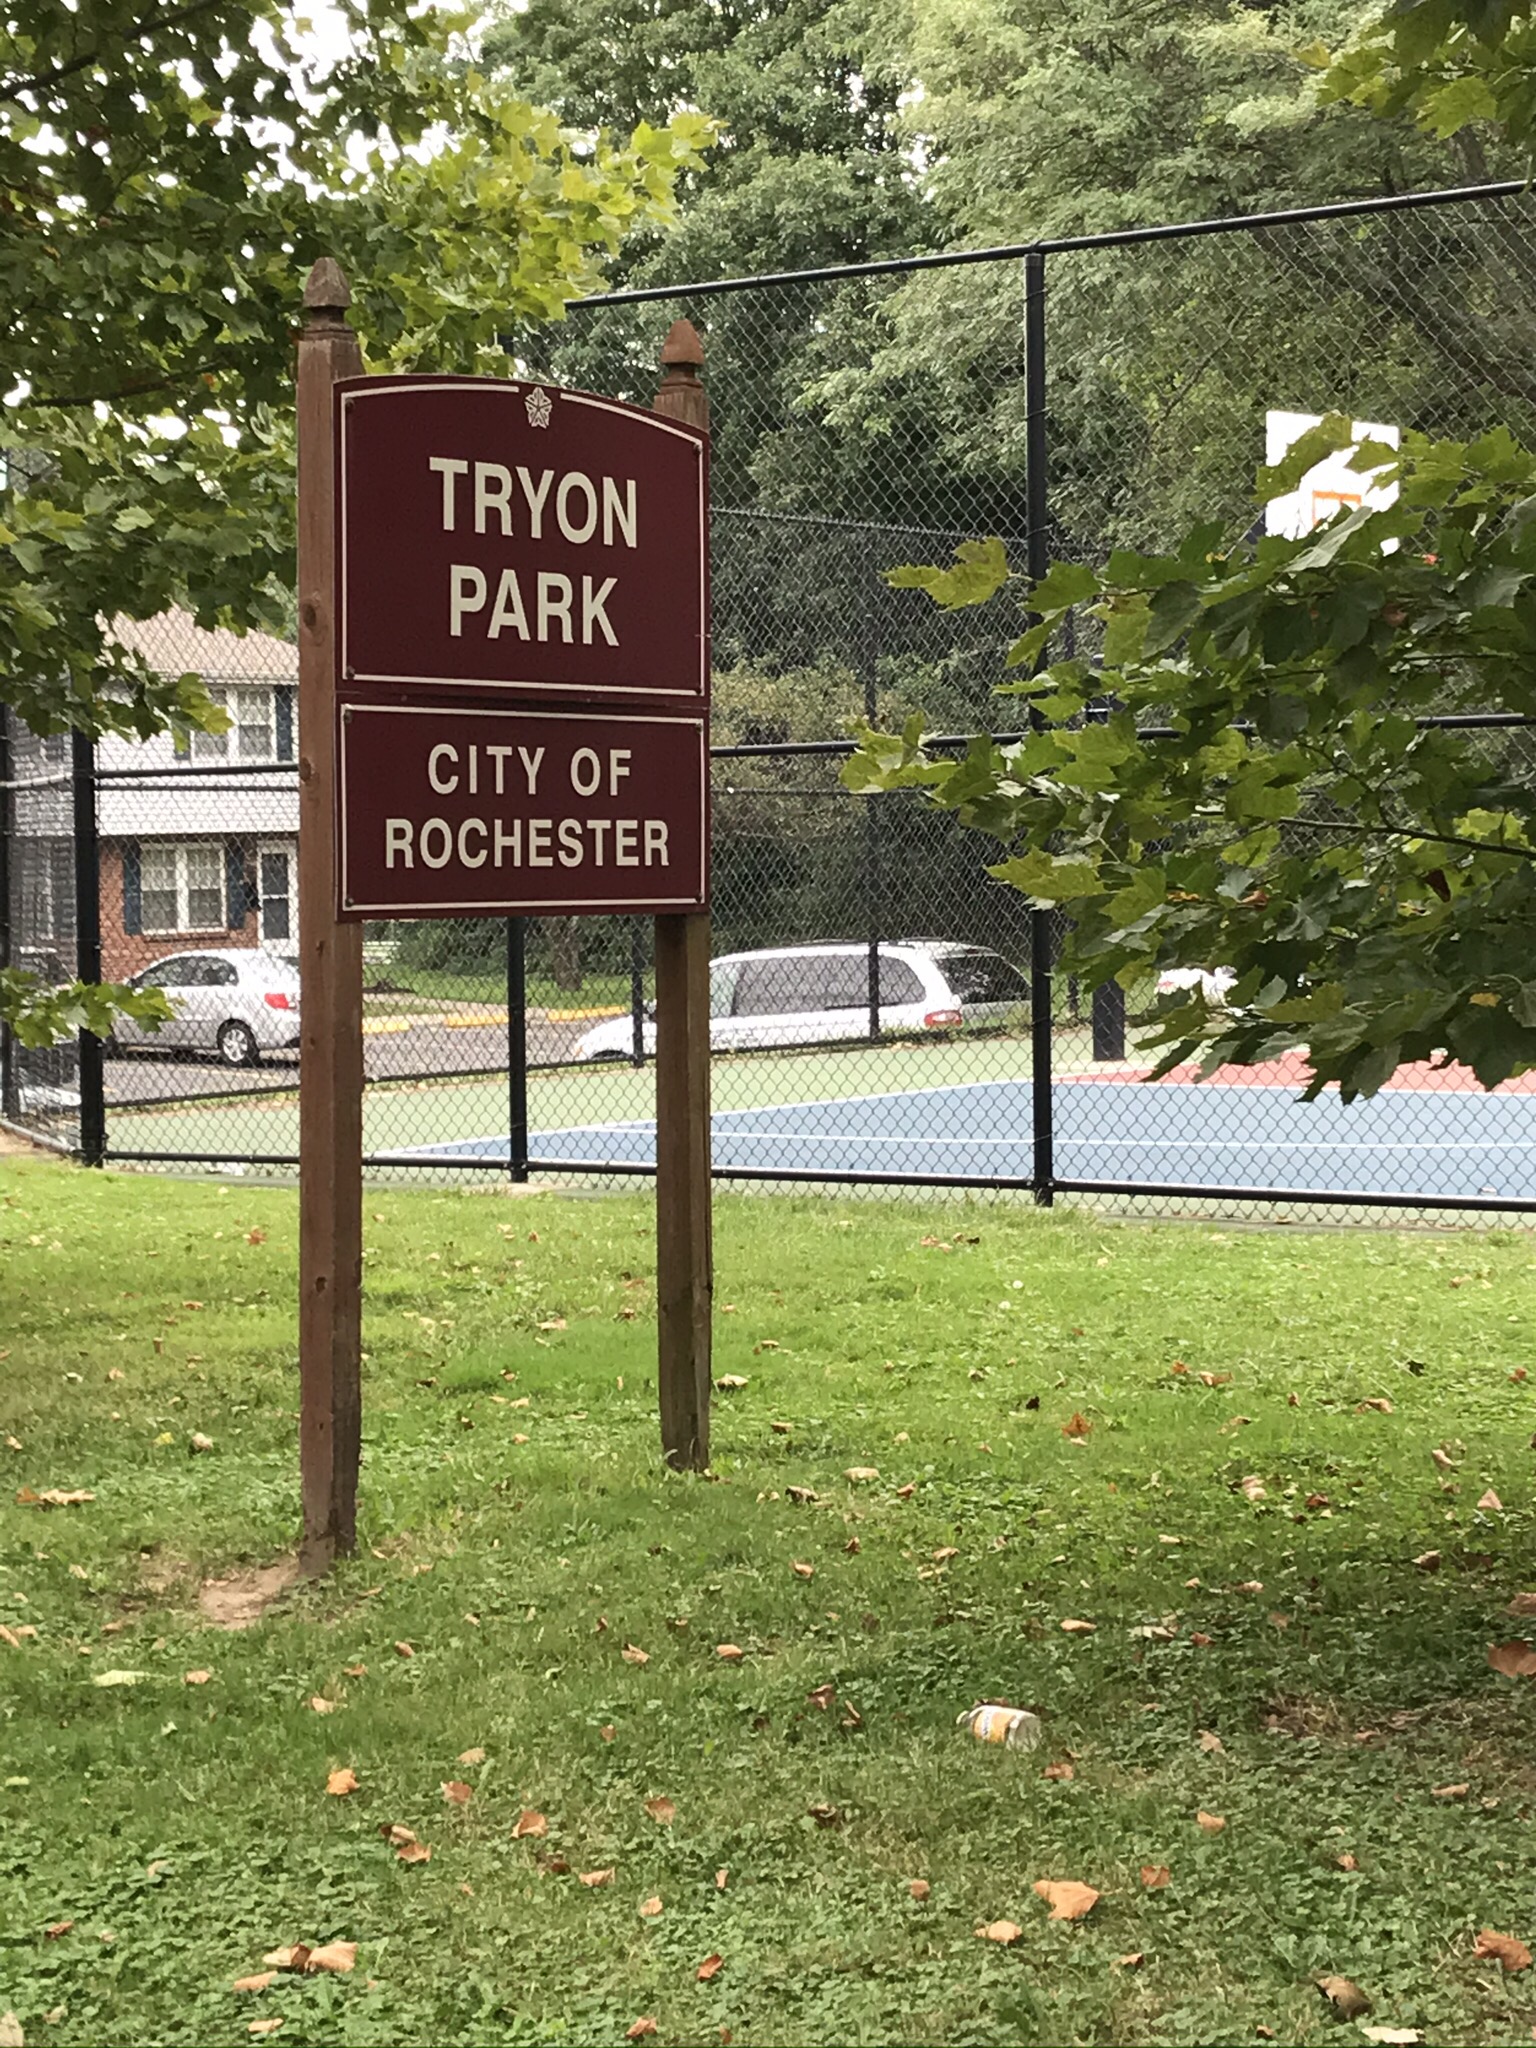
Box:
306 1942 357 1975
1062 1413 1092 1439
232 1973 276 1993
1474 1929 1532 1973
909 1879 931 1900
512 1810 547 1839
625 2022 657 2043
379 1824 416 1847
644 1796 676 1825
807 1683 836 1712
458 1747 486 1765
1033 1879 1099 1922
976 1920 1023 1945
579 1868 615 1888
441 1780 473 1806
183 1669 212 1686
1488 1641 1536 1678
1140 1865 1171 1889
1432 1782 1469 1800
697 1953 724 1982
1042 1761 1074 1781
1196 1811 1226 1833
248 2023 283 2039
1478 1489 1505 1511
639 1896 663 1918
791 1561 815 1579
308 1695 336 1715
715 1868 728 1891
43 1921 72 1940
1336 1852 1358 1871
1060 1618 1096 1634
621 1643 650 1666
716 1644 744 1661
1117 1952 1145 1969
325 1768 359 1798
393 1641 414 1659
397 1841 431 1865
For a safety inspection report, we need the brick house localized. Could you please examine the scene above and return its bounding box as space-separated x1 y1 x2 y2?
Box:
97 610 299 981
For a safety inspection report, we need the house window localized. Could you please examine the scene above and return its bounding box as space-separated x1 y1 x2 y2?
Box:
140 841 225 933
189 686 292 763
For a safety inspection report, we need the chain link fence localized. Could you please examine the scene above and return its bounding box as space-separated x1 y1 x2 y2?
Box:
5 181 1536 1217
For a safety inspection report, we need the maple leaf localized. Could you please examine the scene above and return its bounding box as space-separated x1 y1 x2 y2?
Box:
397 1841 431 1865
908 1879 931 1901
325 1768 359 1798
1033 1879 1099 1921
441 1780 473 1806
697 1953 724 1981
639 1896 663 1918
1062 1412 1092 1439
512 1810 547 1839
1140 1865 1171 1889
457 1747 486 1765
1487 1640 1536 1677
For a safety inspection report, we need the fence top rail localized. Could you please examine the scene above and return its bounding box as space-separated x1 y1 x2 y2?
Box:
538 179 1527 312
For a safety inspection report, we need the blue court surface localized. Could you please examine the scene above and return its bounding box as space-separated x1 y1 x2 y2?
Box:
409 1074 1536 1202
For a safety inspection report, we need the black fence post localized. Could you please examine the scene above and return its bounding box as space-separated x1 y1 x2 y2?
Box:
0 710 14 1125
863 530 882 1040
71 729 105 1167
1024 249 1055 1207
629 918 647 1065
506 916 528 1182
1092 979 1127 1062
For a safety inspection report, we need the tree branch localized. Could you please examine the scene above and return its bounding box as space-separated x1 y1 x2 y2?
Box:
0 0 241 106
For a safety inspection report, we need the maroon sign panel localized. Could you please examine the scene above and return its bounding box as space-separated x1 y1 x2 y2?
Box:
336 701 708 920
336 376 708 705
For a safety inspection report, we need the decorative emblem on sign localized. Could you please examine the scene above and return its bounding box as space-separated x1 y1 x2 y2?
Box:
524 385 553 429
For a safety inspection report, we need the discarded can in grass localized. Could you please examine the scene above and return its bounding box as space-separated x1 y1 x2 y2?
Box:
957 1702 1042 1749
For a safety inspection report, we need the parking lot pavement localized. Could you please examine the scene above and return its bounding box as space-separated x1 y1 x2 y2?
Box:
103 1009 604 1106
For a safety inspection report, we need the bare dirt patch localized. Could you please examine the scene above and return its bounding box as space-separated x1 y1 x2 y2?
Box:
198 1556 301 1630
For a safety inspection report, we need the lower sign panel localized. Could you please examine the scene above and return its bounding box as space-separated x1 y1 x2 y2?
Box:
337 700 708 918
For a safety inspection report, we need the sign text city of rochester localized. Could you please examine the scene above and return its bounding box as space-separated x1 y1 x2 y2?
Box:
331 374 710 919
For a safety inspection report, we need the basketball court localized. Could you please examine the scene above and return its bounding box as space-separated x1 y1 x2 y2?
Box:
408 1051 1536 1204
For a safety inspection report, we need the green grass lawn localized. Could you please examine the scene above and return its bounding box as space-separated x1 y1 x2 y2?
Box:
105 1030 1092 1163
4 1156 1536 2046
367 966 638 1013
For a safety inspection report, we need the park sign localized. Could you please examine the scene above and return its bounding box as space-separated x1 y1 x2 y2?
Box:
335 375 709 705
336 699 708 918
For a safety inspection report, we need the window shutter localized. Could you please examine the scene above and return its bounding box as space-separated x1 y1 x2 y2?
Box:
275 686 295 762
122 841 142 935
226 841 248 930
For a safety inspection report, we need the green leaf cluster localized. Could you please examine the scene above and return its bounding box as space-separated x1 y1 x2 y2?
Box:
847 427 1536 1097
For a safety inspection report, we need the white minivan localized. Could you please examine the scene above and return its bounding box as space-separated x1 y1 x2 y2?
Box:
573 940 1031 1059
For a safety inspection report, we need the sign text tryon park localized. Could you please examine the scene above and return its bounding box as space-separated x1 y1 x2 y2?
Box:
335 375 708 704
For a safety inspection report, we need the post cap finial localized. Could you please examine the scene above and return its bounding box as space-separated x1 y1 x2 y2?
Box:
660 318 704 368
304 257 352 314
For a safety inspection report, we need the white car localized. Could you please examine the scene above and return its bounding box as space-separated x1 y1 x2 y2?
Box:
573 940 1031 1059
1155 967 1236 1004
112 947 301 1067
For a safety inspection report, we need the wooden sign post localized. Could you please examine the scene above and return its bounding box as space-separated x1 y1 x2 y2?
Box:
296 282 716 1564
652 322 712 1470
296 258 365 1572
